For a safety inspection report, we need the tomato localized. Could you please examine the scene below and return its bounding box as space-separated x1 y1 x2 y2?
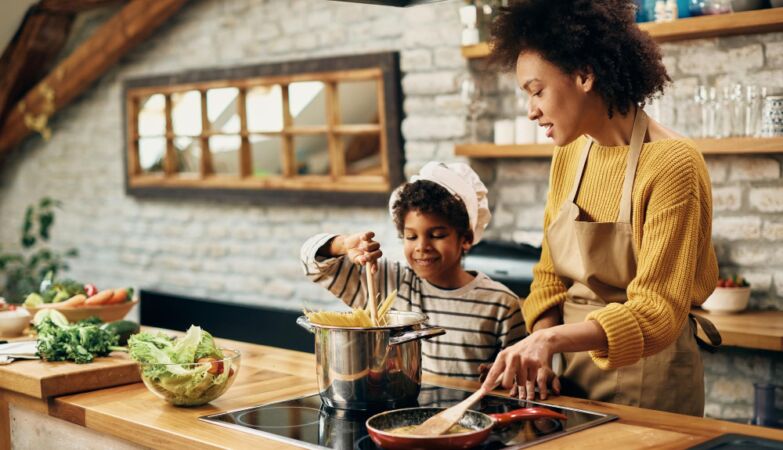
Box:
198 357 224 375
725 279 736 288
84 284 98 297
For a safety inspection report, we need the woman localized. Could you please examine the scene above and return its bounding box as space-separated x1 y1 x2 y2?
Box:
481 0 721 416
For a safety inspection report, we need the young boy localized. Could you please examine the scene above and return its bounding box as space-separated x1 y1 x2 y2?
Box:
300 162 525 380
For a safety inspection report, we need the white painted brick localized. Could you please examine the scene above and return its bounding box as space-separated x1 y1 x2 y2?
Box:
749 187 783 212
728 244 773 266
678 44 764 75
742 271 772 293
294 34 319 50
400 49 432 72
763 220 783 241
512 230 544 247
404 97 437 114
712 186 742 212
402 116 465 140
402 72 459 95
262 279 296 298
434 94 465 114
728 157 781 181
497 161 552 181
515 207 545 229
712 216 761 240
434 47 464 69
307 10 332 28
370 17 402 39
775 272 783 297
765 40 783 67
710 377 755 404
498 184 537 205
704 157 729 183
492 207 514 228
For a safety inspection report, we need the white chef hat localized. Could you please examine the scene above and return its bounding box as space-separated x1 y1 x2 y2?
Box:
388 161 491 245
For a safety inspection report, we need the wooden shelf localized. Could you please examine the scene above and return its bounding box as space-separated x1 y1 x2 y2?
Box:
461 8 783 59
692 309 783 352
455 137 783 158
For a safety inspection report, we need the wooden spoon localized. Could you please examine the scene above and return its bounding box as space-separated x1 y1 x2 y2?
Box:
366 262 378 326
407 385 490 437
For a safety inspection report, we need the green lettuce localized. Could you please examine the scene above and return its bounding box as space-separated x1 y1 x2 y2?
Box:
128 325 232 406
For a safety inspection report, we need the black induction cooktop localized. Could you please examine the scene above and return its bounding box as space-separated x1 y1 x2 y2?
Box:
200 384 617 449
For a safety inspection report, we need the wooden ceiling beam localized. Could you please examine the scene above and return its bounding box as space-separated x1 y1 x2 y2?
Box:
0 0 189 156
0 8 74 126
39 0 127 13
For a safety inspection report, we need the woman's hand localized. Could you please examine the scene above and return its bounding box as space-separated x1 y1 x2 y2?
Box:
339 231 382 273
482 330 561 401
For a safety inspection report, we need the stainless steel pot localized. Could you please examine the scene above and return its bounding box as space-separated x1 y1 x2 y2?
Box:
296 311 445 411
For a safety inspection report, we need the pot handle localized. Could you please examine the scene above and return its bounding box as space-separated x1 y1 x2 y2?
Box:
388 326 445 346
490 407 567 426
296 316 315 334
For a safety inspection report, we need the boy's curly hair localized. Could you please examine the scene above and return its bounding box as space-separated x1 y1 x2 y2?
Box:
392 180 471 242
490 0 670 118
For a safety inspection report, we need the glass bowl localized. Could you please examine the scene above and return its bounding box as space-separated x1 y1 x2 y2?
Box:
137 348 240 406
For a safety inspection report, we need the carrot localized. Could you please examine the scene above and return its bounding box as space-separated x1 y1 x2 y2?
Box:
106 288 128 304
60 294 86 308
85 289 114 306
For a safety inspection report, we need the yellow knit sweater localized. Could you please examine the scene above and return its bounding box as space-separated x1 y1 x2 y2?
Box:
523 136 718 370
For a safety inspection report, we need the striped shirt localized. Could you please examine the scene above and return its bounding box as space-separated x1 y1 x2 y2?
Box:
301 233 526 380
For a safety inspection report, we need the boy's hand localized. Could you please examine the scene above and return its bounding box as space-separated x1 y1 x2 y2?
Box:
341 231 382 273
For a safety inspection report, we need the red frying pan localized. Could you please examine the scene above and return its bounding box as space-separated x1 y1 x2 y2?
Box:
366 406 567 450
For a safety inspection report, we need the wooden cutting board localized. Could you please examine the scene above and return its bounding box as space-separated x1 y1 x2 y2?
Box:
0 348 140 399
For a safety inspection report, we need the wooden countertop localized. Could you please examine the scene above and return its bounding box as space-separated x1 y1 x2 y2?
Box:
15 337 777 450
692 309 783 352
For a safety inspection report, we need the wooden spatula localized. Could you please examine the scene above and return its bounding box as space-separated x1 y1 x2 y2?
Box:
365 262 378 326
408 385 490 437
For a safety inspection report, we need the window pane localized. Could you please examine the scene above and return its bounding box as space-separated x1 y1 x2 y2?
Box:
171 91 202 136
289 81 326 126
250 135 283 177
138 94 166 137
338 80 379 125
207 88 240 133
247 86 283 132
138 137 166 173
343 134 382 175
294 135 329 175
209 135 241 175
174 137 202 174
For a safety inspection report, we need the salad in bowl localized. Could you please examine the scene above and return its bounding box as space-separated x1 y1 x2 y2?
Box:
128 325 240 406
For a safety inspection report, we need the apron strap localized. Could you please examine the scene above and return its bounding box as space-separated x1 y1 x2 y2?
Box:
618 108 649 224
690 313 722 353
566 137 593 203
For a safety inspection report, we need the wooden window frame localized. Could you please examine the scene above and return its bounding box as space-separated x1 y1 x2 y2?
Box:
122 52 404 206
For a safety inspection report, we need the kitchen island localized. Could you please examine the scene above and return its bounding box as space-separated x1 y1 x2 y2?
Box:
2 333 783 450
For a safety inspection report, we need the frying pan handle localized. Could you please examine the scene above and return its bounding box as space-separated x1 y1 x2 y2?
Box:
490 407 567 426
388 326 445 346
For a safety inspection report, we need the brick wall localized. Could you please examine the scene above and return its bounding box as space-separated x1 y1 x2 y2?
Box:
0 0 781 420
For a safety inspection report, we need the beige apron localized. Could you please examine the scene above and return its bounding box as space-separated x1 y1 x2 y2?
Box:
545 108 720 416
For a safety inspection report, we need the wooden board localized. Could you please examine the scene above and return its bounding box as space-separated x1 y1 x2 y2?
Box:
0 350 140 399
692 309 783 352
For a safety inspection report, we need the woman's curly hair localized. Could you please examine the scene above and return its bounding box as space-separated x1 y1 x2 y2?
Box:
392 180 471 242
490 0 670 118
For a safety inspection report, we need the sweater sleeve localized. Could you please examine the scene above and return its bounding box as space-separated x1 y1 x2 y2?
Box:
300 233 400 309
586 149 708 369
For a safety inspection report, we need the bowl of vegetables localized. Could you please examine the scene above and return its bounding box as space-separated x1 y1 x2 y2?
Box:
0 302 31 337
23 278 137 323
128 325 240 406
702 276 751 314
